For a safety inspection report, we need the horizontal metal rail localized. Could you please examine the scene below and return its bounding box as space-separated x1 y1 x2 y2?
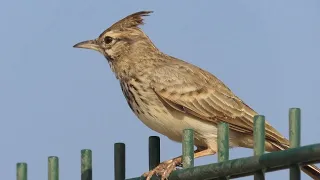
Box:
127 143 320 180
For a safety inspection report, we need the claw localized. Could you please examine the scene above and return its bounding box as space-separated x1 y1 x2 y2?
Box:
143 158 181 180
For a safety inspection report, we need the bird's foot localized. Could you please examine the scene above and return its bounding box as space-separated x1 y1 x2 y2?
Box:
143 158 182 180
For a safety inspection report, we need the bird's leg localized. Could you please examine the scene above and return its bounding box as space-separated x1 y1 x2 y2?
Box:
144 148 215 180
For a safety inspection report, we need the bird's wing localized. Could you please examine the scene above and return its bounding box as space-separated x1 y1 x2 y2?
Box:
150 62 287 145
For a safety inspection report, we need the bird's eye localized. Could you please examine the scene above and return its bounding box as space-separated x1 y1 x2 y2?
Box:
104 36 113 44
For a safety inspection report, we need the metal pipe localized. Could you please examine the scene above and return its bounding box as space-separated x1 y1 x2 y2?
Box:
289 108 301 180
17 162 27 180
149 136 160 170
127 143 320 180
182 129 194 168
81 149 92 180
48 156 59 180
114 143 125 180
253 115 265 180
218 122 229 180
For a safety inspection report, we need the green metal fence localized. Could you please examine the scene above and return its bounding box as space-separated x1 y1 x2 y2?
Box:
16 108 320 180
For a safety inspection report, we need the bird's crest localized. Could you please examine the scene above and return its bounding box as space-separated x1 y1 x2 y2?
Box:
106 11 153 32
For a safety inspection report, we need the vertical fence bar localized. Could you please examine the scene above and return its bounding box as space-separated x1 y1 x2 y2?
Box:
114 143 125 180
17 162 27 180
182 128 194 168
48 156 59 180
253 115 265 180
218 122 229 180
149 136 160 170
81 149 92 180
218 122 229 162
289 108 301 180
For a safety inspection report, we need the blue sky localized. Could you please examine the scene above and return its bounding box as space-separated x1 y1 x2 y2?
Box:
1 0 319 179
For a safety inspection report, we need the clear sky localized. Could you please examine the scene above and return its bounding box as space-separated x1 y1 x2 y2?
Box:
1 0 319 179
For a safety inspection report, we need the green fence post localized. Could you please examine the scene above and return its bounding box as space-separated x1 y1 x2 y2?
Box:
114 143 125 180
289 108 301 180
149 136 160 170
218 122 229 180
48 156 59 180
182 129 194 168
81 149 92 180
253 115 265 180
17 162 27 180
218 122 229 163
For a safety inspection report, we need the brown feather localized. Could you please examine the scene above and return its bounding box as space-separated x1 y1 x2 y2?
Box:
101 11 153 35
151 61 288 147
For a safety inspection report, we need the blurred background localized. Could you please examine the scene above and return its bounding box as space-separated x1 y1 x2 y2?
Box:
1 0 319 179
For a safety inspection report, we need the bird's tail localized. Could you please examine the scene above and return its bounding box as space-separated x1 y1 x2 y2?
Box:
270 142 320 180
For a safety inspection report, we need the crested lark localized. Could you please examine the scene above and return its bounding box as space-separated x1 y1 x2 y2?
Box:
74 11 320 180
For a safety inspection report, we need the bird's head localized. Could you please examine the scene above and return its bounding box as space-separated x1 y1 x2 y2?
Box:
73 11 157 63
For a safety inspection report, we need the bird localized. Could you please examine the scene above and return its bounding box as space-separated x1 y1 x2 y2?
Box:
73 11 320 180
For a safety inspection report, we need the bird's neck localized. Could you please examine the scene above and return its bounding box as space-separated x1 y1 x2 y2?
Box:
110 49 167 81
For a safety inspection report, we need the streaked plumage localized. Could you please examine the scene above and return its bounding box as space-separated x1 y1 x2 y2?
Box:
74 11 320 180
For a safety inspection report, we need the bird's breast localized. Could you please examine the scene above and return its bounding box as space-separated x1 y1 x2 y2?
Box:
119 80 221 149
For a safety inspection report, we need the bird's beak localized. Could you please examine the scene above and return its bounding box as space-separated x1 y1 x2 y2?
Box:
73 39 100 51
